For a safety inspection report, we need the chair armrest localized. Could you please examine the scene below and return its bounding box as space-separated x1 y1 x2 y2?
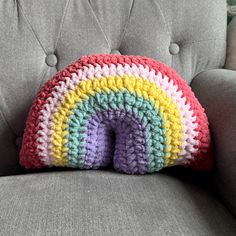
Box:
191 69 236 216
225 16 236 70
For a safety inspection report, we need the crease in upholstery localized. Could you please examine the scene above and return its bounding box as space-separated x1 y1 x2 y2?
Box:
16 0 72 55
16 0 47 54
54 0 71 51
87 0 111 50
15 0 21 24
119 0 172 52
118 0 134 50
152 0 171 39
149 0 172 67
16 0 70 105
181 38 226 45
0 104 16 137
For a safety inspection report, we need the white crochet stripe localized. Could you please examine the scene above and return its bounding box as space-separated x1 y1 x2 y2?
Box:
37 63 199 166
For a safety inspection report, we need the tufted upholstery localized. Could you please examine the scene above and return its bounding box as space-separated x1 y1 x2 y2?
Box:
1 1 236 235
0 0 226 175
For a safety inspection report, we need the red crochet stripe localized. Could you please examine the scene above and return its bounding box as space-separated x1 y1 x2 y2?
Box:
77 54 212 170
20 54 211 170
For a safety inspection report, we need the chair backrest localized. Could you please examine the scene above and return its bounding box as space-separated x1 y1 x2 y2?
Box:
0 0 227 175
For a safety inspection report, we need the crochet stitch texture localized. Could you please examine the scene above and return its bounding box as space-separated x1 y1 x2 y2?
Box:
20 54 212 174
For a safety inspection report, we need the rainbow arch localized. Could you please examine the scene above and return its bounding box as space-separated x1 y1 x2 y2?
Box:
20 54 212 174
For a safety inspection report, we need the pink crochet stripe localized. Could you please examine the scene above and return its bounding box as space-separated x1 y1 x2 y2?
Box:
20 54 211 170
37 63 198 166
78 54 211 169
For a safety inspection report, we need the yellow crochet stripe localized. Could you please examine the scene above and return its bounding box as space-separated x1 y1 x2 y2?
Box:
50 75 184 167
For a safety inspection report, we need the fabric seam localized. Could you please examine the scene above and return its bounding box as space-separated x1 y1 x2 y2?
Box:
118 0 135 50
54 0 71 51
16 0 47 54
87 0 111 50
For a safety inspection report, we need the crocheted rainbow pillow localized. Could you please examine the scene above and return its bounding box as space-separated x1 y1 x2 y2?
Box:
20 54 212 174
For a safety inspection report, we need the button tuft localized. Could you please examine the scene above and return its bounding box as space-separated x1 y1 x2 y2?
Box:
110 49 121 55
45 54 58 67
169 43 180 55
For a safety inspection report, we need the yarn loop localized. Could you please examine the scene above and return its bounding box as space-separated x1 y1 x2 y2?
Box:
20 54 212 174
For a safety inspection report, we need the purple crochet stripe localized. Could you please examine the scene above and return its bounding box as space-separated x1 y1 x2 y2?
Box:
84 109 148 174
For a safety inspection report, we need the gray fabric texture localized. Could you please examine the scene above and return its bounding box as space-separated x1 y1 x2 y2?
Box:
191 69 236 216
225 16 236 70
0 0 227 175
0 170 235 236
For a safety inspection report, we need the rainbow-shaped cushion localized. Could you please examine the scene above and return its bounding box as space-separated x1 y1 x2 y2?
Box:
20 54 212 174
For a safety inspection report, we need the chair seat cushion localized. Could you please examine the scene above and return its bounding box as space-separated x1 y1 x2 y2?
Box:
0 170 235 236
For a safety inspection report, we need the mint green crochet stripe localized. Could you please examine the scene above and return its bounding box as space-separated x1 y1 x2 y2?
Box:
65 90 167 172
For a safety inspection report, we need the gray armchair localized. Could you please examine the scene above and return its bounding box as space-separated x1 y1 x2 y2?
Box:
0 0 235 235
